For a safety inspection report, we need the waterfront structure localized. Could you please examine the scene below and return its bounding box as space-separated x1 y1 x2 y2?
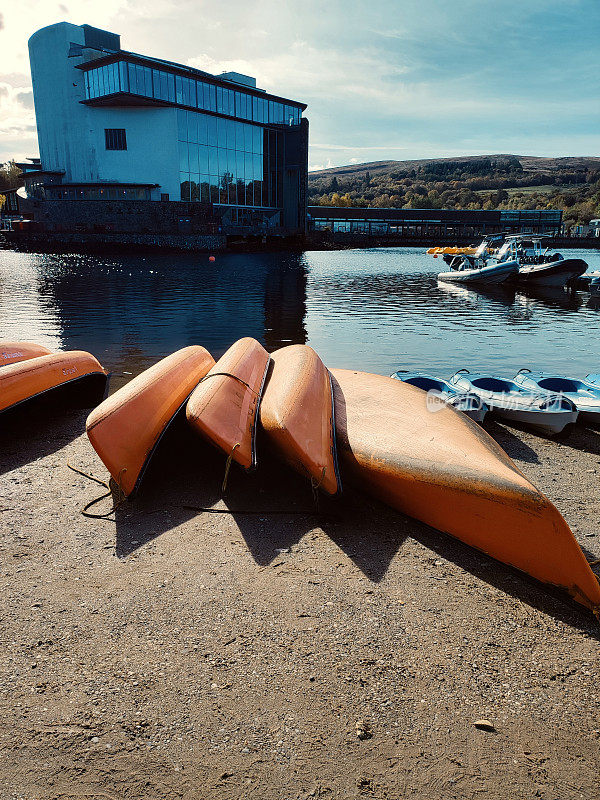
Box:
25 23 308 234
308 207 563 239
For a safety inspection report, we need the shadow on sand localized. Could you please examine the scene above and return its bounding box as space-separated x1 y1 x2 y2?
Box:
105 418 600 638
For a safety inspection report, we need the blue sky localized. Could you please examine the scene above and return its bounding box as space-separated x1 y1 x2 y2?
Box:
1 0 598 169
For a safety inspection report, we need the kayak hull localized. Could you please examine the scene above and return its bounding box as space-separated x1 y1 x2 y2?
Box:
0 351 107 416
0 341 53 367
331 368 600 615
186 337 270 470
87 346 215 497
260 345 341 495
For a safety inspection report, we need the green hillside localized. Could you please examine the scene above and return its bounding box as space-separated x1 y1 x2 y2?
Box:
308 155 600 228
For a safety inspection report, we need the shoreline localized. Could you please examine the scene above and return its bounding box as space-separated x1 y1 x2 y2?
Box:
3 230 600 255
2 404 600 798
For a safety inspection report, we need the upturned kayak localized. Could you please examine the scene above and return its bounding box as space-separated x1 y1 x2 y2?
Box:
0 351 108 415
331 368 600 616
260 344 341 495
87 346 215 497
1 341 53 367
186 338 270 470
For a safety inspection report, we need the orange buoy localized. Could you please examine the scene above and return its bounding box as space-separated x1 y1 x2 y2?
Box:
87 346 215 497
209 255 216 262
260 344 341 495
0 351 107 415
0 341 53 367
186 337 270 471
331 368 600 616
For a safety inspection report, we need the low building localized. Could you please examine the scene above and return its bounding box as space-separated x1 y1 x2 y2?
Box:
308 207 563 238
24 22 308 237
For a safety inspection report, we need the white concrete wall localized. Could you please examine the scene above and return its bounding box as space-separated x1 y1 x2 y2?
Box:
28 23 179 198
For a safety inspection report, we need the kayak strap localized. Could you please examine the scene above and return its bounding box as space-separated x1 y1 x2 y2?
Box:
199 371 255 394
67 462 127 519
221 443 241 494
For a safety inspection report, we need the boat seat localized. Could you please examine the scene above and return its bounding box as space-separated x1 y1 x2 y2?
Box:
472 377 511 392
406 376 443 391
538 378 580 393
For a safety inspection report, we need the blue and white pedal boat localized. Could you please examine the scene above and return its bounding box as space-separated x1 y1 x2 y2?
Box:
513 370 600 427
449 370 578 436
390 371 488 423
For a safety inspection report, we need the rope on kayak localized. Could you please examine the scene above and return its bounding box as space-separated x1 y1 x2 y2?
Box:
221 443 241 493
310 467 327 512
67 462 127 519
198 372 256 394
588 558 600 567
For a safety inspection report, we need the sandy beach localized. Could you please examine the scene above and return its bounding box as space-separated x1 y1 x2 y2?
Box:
1 404 600 799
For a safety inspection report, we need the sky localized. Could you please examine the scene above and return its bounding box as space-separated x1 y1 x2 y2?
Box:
1 0 599 170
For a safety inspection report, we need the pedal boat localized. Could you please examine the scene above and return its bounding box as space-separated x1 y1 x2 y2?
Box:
260 344 341 495
86 346 215 497
1 351 107 415
1 341 53 366
186 338 270 471
514 370 600 427
331 368 600 616
391 371 488 423
449 370 578 436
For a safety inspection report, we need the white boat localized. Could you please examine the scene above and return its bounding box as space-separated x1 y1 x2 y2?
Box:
437 259 518 285
498 235 588 287
390 371 488 423
449 370 578 436
513 370 600 427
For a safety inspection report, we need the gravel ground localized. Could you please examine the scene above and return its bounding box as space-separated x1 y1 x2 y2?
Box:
1 404 600 800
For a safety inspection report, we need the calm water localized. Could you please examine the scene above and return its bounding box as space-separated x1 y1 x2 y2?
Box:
1 246 600 387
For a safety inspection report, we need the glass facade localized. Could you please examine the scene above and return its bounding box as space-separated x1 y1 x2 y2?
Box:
83 60 303 126
177 109 283 207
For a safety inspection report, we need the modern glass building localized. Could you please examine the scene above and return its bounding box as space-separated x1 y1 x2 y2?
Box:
26 23 308 234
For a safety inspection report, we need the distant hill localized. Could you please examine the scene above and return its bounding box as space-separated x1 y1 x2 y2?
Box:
308 155 600 227
309 154 600 179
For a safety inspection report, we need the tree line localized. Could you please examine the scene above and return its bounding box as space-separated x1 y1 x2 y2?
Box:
309 158 600 230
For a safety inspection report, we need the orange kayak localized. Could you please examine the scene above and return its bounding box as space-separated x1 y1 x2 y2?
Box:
0 351 107 415
260 345 341 495
87 346 215 497
186 337 270 470
1 341 53 367
331 368 600 616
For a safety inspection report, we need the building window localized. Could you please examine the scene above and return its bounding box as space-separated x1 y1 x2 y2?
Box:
105 129 127 150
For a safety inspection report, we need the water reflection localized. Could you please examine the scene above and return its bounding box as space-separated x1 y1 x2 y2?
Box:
2 252 307 388
1 246 599 382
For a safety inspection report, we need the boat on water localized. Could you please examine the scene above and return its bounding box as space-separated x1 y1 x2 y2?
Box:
186 337 270 471
331 368 600 616
390 370 488 423
432 234 587 288
513 369 600 427
86 346 215 497
0 341 53 367
437 255 518 285
435 235 518 284
1 351 108 416
449 370 578 436
498 235 588 287
260 344 341 495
